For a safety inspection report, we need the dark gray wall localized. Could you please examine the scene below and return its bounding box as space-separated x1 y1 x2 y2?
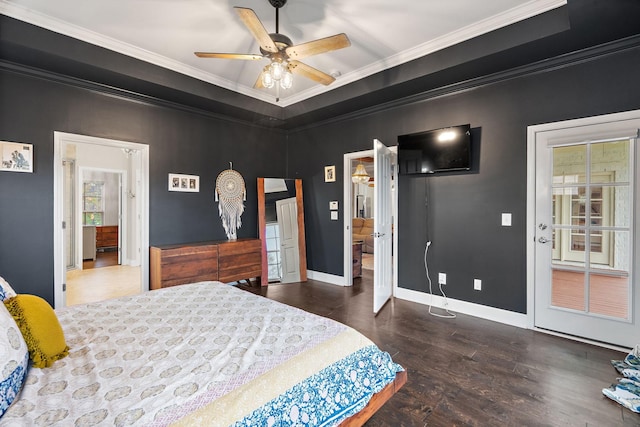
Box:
0 70 286 304
2 1 640 314
287 46 640 314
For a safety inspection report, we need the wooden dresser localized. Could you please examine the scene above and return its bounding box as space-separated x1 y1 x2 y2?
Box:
352 241 363 278
150 238 261 290
96 226 118 249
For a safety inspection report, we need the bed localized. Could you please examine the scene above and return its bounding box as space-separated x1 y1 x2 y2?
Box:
1 281 405 426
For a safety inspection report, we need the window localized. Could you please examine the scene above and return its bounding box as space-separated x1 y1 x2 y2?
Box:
83 181 104 225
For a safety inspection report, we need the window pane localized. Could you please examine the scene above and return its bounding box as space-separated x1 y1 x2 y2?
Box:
591 140 630 183
609 186 630 228
589 272 629 319
551 269 584 311
552 187 581 227
553 145 586 185
84 212 103 226
591 230 630 272
84 196 102 212
83 181 103 196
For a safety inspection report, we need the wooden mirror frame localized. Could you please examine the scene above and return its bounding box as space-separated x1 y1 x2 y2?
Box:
257 178 307 285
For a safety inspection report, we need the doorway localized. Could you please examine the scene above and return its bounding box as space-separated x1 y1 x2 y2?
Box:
343 143 397 313
53 132 150 308
344 149 375 286
527 110 640 348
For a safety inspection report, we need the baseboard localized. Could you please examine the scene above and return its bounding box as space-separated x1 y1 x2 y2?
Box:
118 258 140 267
307 270 348 286
394 287 528 329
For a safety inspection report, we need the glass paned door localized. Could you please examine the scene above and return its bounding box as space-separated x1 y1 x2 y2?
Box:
535 134 636 347
551 140 630 319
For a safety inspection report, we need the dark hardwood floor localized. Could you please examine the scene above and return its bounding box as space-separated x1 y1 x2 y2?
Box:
82 250 118 269
238 270 638 426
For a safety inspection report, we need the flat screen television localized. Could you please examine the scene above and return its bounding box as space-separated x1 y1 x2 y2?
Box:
397 124 471 174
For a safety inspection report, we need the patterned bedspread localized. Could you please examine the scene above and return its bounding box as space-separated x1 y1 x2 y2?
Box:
1 281 402 426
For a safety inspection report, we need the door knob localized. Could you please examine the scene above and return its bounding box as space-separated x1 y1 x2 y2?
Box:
538 237 550 244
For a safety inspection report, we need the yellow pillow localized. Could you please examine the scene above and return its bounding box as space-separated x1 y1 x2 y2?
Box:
4 294 69 368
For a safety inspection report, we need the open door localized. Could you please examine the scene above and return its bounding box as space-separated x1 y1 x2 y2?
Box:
373 139 396 314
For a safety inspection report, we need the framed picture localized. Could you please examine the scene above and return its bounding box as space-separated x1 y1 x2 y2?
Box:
324 165 336 182
168 173 199 192
1 141 33 173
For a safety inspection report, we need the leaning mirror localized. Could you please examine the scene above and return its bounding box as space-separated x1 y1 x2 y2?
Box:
257 178 307 285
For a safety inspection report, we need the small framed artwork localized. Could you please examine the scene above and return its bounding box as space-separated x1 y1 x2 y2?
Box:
168 173 199 192
1 141 33 173
324 165 336 182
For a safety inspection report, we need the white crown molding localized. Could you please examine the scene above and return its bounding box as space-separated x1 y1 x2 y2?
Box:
0 0 276 104
278 0 567 107
1 0 566 108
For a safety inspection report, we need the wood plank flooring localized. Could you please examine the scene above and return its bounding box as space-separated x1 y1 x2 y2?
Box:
67 252 140 306
240 270 637 426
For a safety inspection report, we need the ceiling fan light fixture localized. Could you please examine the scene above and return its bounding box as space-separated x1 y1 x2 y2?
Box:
262 60 293 90
352 163 369 184
281 69 293 89
261 67 275 88
270 61 285 80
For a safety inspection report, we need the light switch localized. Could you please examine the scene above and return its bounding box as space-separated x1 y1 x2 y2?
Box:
329 201 339 210
330 211 338 220
501 213 512 227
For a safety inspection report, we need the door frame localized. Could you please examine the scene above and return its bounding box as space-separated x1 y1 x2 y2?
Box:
53 132 150 309
343 148 398 290
526 109 640 338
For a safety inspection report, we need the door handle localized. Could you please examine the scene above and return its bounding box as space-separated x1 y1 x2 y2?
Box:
538 237 551 244
372 232 385 238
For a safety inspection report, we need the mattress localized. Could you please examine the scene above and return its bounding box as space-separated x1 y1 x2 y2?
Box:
1 281 402 426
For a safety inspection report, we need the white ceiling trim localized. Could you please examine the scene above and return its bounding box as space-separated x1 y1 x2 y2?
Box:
282 0 567 106
0 0 276 104
0 0 566 108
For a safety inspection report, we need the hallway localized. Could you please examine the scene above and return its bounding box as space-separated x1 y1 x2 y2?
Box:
66 252 140 306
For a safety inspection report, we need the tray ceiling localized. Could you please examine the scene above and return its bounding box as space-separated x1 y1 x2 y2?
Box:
0 0 565 107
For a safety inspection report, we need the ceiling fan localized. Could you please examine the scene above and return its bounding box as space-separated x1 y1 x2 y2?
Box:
195 0 351 94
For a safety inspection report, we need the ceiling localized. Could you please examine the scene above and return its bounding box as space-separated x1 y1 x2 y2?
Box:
0 0 566 107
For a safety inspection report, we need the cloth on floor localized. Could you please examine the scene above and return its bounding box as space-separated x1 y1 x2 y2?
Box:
603 379 640 413
604 344 640 413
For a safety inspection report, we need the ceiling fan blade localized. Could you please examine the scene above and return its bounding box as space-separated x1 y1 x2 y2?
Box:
195 52 263 60
285 33 350 60
288 60 335 86
253 72 265 89
234 7 279 54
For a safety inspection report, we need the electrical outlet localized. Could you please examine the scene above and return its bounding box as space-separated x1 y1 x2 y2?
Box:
474 279 482 291
438 273 447 285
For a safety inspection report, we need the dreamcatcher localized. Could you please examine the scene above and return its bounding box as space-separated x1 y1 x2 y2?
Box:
215 163 246 240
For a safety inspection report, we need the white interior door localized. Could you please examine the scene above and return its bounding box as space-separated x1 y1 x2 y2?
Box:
276 197 301 283
373 139 395 314
63 159 75 270
532 116 640 348
118 173 123 265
